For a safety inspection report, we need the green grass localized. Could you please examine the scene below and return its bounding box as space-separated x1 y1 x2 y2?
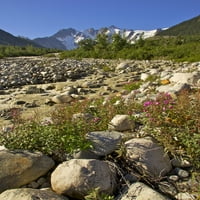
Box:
0 45 60 58
123 81 142 91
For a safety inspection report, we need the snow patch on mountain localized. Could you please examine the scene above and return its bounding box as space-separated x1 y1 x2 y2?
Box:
34 26 161 50
57 36 77 50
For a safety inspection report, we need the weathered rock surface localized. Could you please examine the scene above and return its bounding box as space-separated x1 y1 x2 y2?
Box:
51 159 117 199
125 137 172 177
0 150 55 192
0 188 68 200
169 72 200 85
108 114 135 131
156 83 191 94
118 182 170 200
51 93 74 104
85 130 122 157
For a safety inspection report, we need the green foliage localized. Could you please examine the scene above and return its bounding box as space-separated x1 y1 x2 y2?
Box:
157 15 200 36
145 75 159 82
123 81 142 91
0 45 59 58
85 188 114 200
78 39 96 51
101 65 114 72
0 121 91 161
60 34 200 62
0 97 140 161
111 34 128 52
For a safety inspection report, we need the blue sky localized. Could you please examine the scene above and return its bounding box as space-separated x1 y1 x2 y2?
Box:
0 0 199 39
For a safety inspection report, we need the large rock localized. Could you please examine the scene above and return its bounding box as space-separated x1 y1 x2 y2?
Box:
116 62 130 71
175 192 196 200
169 72 200 85
0 150 55 192
51 159 117 199
25 86 46 94
156 83 191 94
125 137 172 177
141 73 150 81
108 114 135 131
85 131 122 156
0 188 68 200
119 182 170 200
52 93 74 104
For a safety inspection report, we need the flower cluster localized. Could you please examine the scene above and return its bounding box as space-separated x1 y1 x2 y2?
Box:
143 93 175 124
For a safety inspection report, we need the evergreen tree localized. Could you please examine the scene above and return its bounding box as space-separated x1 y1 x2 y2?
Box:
111 34 128 51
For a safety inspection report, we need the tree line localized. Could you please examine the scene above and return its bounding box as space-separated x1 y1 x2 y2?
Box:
0 45 59 58
60 33 200 62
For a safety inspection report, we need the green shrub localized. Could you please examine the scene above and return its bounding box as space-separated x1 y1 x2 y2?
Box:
85 187 114 200
0 121 91 161
0 45 59 58
60 35 200 62
123 81 142 91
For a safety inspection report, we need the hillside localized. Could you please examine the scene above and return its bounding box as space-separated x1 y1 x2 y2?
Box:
0 29 42 47
157 15 200 36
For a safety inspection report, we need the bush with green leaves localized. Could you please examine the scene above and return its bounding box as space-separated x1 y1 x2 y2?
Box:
85 187 114 200
0 45 59 58
123 81 142 91
0 121 91 161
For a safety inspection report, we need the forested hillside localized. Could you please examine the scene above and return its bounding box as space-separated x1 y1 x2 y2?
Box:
157 15 200 36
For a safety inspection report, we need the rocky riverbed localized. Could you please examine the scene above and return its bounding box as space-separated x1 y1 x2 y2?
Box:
0 56 200 199
1 56 199 126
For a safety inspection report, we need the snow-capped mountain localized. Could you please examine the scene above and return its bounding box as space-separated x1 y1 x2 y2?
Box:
33 26 161 50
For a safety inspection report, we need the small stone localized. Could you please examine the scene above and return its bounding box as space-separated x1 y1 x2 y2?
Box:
27 181 39 189
52 93 74 104
40 182 51 188
14 100 26 105
168 175 179 182
124 173 139 183
174 168 190 178
141 73 150 81
0 146 7 151
37 177 46 186
171 158 192 168
158 181 178 196
175 192 196 200
160 79 170 85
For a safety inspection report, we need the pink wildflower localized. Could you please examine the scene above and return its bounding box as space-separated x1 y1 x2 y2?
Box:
143 101 153 107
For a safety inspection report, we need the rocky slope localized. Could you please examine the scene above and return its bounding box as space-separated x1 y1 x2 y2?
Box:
0 56 200 199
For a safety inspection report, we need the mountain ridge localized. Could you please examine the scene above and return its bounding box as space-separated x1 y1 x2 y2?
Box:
33 26 160 50
157 15 200 36
0 29 42 47
1 15 200 50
